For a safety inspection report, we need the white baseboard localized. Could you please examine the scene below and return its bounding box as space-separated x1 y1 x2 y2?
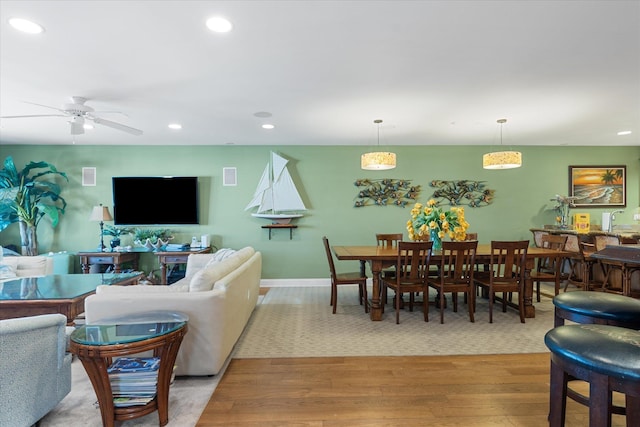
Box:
260 278 373 287
260 278 329 287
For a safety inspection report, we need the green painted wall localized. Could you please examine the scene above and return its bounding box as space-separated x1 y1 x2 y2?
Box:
1 144 638 279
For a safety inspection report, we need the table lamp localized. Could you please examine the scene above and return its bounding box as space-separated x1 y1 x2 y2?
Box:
90 204 113 251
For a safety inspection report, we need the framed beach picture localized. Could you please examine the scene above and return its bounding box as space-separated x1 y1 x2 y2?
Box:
568 165 626 207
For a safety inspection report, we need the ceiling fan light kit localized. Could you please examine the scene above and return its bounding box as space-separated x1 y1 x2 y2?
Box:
483 118 522 170
0 96 143 137
361 119 397 171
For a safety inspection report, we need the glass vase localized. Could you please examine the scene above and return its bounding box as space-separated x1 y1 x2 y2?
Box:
430 229 442 250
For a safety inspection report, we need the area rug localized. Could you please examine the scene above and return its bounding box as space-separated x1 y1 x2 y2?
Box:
39 356 227 427
233 285 557 358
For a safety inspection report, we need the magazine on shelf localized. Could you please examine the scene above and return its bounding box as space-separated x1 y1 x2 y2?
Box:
107 357 160 373
108 357 161 407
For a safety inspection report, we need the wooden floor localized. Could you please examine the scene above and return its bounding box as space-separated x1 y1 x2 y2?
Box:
196 353 627 426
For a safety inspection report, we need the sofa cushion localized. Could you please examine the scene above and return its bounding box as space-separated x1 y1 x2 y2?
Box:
1 256 51 277
189 251 252 292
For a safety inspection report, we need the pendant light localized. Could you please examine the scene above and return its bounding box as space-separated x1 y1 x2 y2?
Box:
482 119 522 169
361 119 396 170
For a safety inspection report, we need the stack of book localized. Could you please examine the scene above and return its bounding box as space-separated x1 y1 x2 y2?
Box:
165 243 190 251
107 357 160 407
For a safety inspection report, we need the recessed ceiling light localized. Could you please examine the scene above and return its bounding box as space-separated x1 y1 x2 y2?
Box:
168 123 182 130
254 111 272 118
262 124 275 130
617 130 632 136
206 16 233 33
9 18 44 34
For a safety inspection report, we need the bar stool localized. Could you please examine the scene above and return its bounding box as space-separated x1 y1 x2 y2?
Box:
544 325 640 427
553 291 640 328
552 291 640 421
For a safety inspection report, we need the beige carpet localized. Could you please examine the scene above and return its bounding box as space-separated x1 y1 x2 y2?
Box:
40 285 557 426
234 285 557 358
39 355 227 427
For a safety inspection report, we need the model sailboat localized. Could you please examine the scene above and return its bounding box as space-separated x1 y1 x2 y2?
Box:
245 152 307 224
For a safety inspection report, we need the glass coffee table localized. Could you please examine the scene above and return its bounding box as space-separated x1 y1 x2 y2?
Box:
69 311 188 427
0 272 143 324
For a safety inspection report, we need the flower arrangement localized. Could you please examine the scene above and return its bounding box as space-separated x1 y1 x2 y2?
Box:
550 194 577 228
406 199 470 244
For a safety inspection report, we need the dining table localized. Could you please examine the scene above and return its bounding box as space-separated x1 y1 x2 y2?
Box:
332 244 571 321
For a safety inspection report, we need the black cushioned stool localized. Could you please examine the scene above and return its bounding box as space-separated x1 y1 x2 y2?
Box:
552 291 640 418
553 291 640 328
544 325 640 427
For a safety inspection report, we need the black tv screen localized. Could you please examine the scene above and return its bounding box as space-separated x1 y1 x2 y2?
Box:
112 176 199 225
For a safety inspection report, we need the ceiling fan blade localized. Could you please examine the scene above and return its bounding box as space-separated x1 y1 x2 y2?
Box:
23 101 67 113
1 114 66 118
91 117 143 136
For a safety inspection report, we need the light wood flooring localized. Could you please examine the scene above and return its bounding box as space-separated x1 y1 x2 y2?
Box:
196 352 627 426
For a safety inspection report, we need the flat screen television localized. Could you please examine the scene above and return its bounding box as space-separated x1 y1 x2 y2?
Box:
112 176 199 225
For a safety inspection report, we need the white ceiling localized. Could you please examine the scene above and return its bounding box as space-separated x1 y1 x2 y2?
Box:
0 0 638 147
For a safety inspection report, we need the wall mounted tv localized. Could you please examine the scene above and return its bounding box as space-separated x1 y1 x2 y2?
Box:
112 176 199 225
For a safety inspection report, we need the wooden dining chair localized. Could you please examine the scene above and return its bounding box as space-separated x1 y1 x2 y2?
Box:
464 233 478 241
531 234 568 301
565 242 600 292
428 240 477 324
358 233 403 277
475 240 528 323
381 241 433 324
374 233 403 304
322 236 368 314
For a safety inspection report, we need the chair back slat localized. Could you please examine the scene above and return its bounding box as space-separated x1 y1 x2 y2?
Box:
489 240 529 283
439 240 478 284
397 241 433 284
376 233 403 248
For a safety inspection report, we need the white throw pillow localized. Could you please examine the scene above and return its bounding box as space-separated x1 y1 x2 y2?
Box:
207 248 237 265
189 254 246 292
189 268 221 292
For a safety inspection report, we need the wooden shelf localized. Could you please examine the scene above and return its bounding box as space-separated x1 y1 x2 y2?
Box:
262 224 297 240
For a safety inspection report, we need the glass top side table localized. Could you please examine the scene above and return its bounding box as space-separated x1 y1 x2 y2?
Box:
69 311 188 427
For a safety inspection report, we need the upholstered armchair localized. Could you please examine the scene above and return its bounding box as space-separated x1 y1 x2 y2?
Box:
0 313 72 427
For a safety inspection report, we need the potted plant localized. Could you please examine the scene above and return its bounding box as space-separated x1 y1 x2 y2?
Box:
102 225 133 248
0 156 68 255
134 228 173 250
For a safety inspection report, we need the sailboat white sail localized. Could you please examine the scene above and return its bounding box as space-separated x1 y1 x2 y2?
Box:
245 152 306 223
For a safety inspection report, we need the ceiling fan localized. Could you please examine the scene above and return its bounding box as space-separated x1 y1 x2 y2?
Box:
0 96 143 136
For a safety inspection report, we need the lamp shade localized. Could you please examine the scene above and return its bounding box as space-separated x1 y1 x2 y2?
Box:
89 205 113 221
482 150 522 170
361 151 396 170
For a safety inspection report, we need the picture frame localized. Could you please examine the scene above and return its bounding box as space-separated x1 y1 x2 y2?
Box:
568 165 626 208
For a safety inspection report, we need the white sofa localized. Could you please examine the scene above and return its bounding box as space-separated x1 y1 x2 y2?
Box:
0 255 54 281
84 246 262 376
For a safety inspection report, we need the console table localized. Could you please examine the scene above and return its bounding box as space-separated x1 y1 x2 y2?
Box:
154 247 212 285
79 250 142 274
69 311 188 427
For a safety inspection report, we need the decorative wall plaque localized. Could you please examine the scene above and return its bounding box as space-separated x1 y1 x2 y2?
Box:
429 180 494 207
354 179 420 208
